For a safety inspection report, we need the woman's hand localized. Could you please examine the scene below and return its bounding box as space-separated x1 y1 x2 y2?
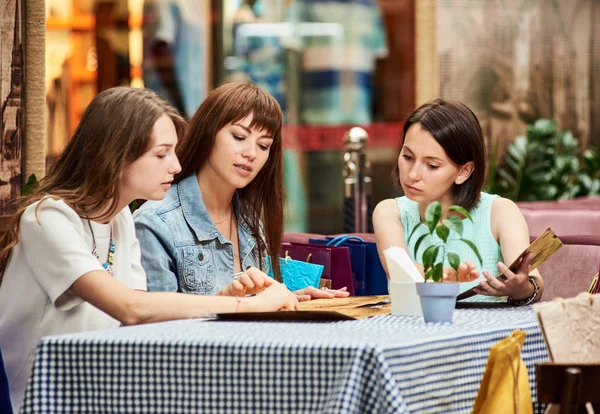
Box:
217 267 275 297
442 261 480 282
473 253 533 298
244 282 300 312
293 286 350 302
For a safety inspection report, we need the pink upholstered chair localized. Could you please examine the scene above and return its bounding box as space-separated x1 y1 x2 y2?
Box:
537 235 600 301
518 197 600 238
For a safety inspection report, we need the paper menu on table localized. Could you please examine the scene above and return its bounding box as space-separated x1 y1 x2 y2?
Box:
384 246 424 283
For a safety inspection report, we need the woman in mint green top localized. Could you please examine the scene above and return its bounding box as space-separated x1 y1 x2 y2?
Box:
373 99 543 304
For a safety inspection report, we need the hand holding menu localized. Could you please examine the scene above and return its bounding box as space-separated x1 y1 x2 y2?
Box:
456 228 563 301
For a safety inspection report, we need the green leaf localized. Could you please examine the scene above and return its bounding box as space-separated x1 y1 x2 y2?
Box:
425 202 441 233
435 225 449 243
448 205 473 222
425 267 435 282
591 179 600 194
129 200 139 213
432 263 444 282
555 155 568 171
497 169 518 187
414 233 429 258
422 245 439 270
442 216 463 236
508 145 526 164
21 174 39 196
459 238 483 266
505 157 521 173
514 135 528 151
406 219 426 245
530 119 556 139
578 173 593 190
582 149 599 172
448 252 460 273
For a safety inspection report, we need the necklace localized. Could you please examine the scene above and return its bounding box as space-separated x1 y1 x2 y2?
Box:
88 219 115 275
212 207 232 225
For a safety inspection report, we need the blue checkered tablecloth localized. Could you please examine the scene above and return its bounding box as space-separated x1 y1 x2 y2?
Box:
21 308 548 413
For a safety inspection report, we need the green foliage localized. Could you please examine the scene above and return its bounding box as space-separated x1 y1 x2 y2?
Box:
129 200 140 213
487 120 600 201
407 201 483 283
21 174 39 196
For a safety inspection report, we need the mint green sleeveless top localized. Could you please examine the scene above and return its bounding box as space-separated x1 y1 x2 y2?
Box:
396 192 504 302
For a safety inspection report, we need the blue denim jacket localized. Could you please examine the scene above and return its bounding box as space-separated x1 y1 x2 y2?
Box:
133 174 261 294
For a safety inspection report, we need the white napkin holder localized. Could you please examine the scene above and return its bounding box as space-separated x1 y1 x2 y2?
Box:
384 246 424 317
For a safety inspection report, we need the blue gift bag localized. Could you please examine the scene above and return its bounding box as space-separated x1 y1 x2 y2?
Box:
309 235 388 296
265 254 324 292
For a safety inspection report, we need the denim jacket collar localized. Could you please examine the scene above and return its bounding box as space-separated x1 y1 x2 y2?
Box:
177 174 257 261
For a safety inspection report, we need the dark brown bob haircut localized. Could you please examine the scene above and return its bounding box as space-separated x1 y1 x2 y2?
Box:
393 98 487 211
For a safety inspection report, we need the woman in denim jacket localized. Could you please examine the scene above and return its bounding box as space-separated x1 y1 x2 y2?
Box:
134 82 348 300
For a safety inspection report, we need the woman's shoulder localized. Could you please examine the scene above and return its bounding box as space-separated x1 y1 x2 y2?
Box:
489 194 519 213
489 195 524 232
21 197 81 226
376 196 418 215
374 198 401 217
470 192 501 214
374 197 413 224
133 188 181 222
479 191 501 203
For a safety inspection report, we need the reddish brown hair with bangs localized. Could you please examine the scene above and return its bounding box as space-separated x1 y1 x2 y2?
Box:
0 87 185 283
175 82 284 280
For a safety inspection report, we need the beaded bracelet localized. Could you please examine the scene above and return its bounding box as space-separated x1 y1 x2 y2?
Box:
507 277 539 306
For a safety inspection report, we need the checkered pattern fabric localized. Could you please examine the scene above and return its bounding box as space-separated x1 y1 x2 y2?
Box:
21 308 548 413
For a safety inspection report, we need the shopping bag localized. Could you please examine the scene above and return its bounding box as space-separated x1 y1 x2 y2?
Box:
310 235 388 295
309 236 367 295
265 253 324 292
473 329 533 414
282 242 355 295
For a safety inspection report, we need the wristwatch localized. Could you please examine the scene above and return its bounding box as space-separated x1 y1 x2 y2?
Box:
507 277 539 306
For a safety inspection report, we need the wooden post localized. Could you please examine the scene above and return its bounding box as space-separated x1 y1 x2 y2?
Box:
24 0 46 181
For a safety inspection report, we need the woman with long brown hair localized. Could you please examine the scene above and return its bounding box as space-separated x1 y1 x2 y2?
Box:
134 82 348 300
0 87 298 412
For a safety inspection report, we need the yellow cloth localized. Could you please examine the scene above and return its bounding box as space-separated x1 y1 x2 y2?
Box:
472 330 533 414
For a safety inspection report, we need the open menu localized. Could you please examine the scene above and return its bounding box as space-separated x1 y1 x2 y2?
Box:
216 296 391 321
456 227 563 301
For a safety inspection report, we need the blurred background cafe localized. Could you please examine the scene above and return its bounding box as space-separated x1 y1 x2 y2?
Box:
35 0 600 235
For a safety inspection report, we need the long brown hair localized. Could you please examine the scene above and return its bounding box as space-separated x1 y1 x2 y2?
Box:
0 87 186 283
176 82 284 280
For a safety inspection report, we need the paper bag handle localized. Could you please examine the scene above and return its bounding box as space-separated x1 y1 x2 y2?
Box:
327 235 365 246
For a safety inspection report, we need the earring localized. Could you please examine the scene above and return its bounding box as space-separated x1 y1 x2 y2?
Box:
456 179 462 185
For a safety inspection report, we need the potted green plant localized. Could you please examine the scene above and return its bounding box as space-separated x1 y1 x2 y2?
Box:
487 119 600 200
407 201 483 323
